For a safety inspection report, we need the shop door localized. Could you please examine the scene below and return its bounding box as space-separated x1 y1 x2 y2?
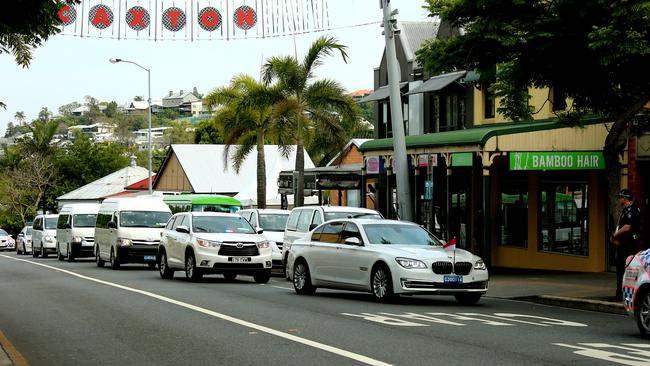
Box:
449 169 472 249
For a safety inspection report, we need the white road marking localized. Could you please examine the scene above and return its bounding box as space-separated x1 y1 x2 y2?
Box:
554 343 650 365
0 255 392 366
271 285 293 291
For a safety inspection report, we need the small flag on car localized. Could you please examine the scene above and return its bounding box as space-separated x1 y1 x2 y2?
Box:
444 236 457 251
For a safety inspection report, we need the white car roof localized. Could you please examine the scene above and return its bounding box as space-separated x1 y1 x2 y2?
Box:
185 212 243 218
254 209 290 215
295 206 380 213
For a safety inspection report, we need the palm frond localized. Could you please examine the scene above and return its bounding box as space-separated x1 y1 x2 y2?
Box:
303 36 349 79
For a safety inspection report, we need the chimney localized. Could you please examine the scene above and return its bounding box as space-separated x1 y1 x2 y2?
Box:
180 89 184 94
169 91 173 97
193 87 198 95
129 155 137 168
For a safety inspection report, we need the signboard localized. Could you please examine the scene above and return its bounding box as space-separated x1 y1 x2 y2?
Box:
510 152 605 171
451 152 473 167
366 157 381 174
418 154 438 167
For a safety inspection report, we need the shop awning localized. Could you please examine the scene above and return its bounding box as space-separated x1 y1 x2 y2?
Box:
358 83 408 103
405 71 467 95
359 116 607 153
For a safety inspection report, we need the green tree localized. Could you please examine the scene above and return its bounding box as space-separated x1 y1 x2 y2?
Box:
416 0 650 224
103 101 119 118
206 74 287 209
163 120 194 145
58 101 81 117
14 111 26 125
84 95 101 121
262 36 359 206
4 122 15 138
194 119 224 144
134 95 144 102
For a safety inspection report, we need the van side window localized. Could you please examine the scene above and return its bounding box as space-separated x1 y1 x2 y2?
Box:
33 218 42 230
96 213 110 229
57 215 70 229
296 210 314 232
311 212 322 226
286 210 301 231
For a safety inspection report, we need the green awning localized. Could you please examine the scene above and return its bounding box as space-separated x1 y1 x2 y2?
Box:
359 117 606 152
405 71 466 95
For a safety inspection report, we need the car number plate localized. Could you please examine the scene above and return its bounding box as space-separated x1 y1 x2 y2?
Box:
443 275 463 284
143 255 156 261
230 257 251 263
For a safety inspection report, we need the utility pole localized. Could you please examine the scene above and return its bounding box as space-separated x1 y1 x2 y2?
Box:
380 0 412 221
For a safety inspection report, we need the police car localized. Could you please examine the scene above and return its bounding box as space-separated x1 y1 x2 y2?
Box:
623 248 650 338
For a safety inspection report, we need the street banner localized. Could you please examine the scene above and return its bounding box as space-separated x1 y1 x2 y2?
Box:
57 0 331 41
509 152 605 171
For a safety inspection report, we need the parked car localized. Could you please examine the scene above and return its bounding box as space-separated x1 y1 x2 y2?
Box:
287 219 489 303
158 212 272 283
56 203 100 261
283 206 383 276
239 209 289 268
95 197 172 270
0 229 15 251
16 226 33 255
623 248 650 338
32 214 59 258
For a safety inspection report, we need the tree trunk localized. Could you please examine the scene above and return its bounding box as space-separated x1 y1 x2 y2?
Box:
603 97 649 232
257 131 266 209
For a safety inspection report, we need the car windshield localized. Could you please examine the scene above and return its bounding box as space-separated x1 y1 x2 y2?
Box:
120 211 171 228
73 214 97 228
258 214 289 232
192 216 255 234
0 229 7 236
325 212 382 221
45 218 57 230
364 224 442 246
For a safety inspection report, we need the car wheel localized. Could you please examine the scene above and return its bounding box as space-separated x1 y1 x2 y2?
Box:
185 252 202 282
283 253 291 281
66 244 74 262
371 264 395 302
57 244 64 261
253 271 271 284
32 245 38 258
109 247 120 270
159 252 174 279
635 287 650 338
293 260 316 295
454 293 483 305
16 244 22 255
96 247 105 268
41 245 48 258
223 272 237 281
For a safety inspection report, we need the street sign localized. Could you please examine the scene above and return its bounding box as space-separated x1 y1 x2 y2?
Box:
451 152 473 167
510 152 605 171
366 157 381 174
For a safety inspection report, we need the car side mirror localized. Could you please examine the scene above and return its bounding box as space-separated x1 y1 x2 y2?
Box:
345 237 361 245
63 223 71 229
107 221 117 229
309 224 318 231
256 227 264 234
18 233 24 238
176 225 190 234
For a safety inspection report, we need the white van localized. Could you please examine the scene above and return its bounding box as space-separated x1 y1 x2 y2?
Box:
95 197 172 270
32 214 59 258
56 203 100 261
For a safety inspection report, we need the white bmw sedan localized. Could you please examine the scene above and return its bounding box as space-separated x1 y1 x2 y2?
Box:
287 219 489 303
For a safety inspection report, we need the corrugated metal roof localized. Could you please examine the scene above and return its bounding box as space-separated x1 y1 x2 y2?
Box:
169 144 315 205
399 21 441 63
57 166 149 201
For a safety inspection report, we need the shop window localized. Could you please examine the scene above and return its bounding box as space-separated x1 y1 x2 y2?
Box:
498 182 528 248
539 184 589 256
347 190 360 207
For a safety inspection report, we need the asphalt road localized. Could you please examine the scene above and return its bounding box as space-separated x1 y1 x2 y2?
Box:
0 251 648 366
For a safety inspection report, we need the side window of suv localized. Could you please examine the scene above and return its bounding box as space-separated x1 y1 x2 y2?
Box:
165 216 177 231
296 209 314 232
34 218 42 230
286 209 301 231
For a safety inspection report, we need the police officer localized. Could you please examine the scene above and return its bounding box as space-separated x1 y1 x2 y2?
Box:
610 188 641 300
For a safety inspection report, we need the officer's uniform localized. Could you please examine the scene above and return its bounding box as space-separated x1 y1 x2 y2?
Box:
615 202 640 300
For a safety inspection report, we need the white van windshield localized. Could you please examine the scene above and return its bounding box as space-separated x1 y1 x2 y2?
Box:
73 214 97 228
120 211 171 228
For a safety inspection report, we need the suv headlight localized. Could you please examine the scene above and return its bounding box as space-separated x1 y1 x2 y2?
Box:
396 257 427 269
73 236 83 243
256 241 270 249
118 238 132 247
196 239 221 248
474 260 487 270
44 236 54 243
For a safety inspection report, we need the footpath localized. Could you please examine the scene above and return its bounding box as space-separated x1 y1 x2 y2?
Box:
487 269 626 315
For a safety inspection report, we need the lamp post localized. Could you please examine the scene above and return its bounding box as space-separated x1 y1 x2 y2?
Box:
109 58 153 195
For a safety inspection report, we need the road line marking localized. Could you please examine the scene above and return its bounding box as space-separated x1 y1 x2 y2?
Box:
271 285 293 291
0 255 391 366
0 328 28 366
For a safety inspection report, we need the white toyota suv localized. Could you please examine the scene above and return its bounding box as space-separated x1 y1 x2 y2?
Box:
158 212 273 282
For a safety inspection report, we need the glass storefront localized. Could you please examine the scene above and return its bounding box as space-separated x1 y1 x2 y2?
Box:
498 180 528 248
539 183 589 256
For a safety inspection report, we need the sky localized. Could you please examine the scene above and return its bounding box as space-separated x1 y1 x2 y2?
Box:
0 0 431 135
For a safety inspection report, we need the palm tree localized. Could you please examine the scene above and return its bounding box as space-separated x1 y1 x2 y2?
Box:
262 35 359 206
205 74 287 209
14 111 25 125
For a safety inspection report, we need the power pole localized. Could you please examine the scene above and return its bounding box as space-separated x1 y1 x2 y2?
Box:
380 0 412 221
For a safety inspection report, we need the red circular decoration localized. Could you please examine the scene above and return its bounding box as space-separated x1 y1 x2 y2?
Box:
234 6 257 30
162 7 186 32
58 4 77 26
89 4 114 29
198 7 222 32
126 6 150 31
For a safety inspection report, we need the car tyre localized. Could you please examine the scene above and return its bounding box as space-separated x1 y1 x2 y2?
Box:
635 287 650 338
371 264 396 302
159 252 174 279
283 253 291 281
223 272 237 281
185 252 202 282
16 244 22 255
454 293 483 305
109 247 120 270
32 245 38 258
96 247 105 268
66 244 74 262
41 245 48 258
293 260 316 295
253 271 271 284
57 244 64 261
